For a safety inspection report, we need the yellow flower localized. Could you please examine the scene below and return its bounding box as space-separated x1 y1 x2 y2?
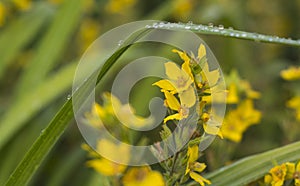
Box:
153 61 196 123
85 93 153 129
78 18 101 53
266 164 287 186
281 66 300 81
221 99 261 142
122 166 165 186
163 89 195 123
12 0 32 11
173 44 222 104
153 61 194 95
105 0 136 14
0 2 6 27
286 96 300 121
201 113 223 138
83 139 129 176
185 145 211 186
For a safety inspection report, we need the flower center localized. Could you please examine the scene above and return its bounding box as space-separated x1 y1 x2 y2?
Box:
179 105 189 118
176 76 188 88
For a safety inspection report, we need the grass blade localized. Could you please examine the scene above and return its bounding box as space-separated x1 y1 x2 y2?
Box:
0 3 51 79
0 62 77 149
15 0 83 97
187 141 300 186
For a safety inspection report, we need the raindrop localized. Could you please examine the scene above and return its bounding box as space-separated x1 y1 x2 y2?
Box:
218 25 224 29
228 27 234 30
185 25 191 29
241 33 247 37
208 23 214 27
187 21 193 25
67 94 71 100
118 40 123 46
145 25 151 28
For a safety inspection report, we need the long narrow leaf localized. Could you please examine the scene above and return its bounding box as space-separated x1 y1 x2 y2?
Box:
15 0 83 97
0 62 77 149
0 3 51 79
187 141 300 186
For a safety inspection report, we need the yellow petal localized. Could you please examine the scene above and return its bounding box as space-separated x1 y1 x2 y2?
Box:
86 158 126 176
198 44 206 60
165 62 182 81
172 49 191 64
179 86 196 108
203 123 223 139
182 60 194 81
187 145 198 163
152 79 176 93
190 171 211 186
164 91 180 111
163 113 181 123
192 162 207 173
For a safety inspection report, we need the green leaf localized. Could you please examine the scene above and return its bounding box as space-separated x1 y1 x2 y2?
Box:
15 0 83 97
0 3 52 80
187 141 300 186
0 62 77 150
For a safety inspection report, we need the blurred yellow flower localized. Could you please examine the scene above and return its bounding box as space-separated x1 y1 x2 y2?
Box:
281 66 300 81
185 145 211 186
83 139 129 176
221 99 261 142
12 0 32 11
85 92 153 129
0 2 6 26
78 18 100 53
122 166 165 186
173 0 194 20
286 96 300 121
105 0 136 14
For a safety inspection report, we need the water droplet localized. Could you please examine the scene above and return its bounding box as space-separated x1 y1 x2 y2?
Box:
241 33 247 37
208 23 214 27
187 21 193 25
229 33 234 36
118 40 123 46
145 25 151 28
228 27 234 30
185 25 191 29
67 94 71 100
218 25 224 29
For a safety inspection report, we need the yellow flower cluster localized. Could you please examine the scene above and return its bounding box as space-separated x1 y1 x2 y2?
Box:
281 66 300 121
221 70 261 143
83 93 164 185
264 161 300 186
153 44 222 138
82 140 165 186
152 44 221 185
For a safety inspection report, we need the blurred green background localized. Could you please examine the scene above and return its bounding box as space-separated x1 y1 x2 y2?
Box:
0 0 299 185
